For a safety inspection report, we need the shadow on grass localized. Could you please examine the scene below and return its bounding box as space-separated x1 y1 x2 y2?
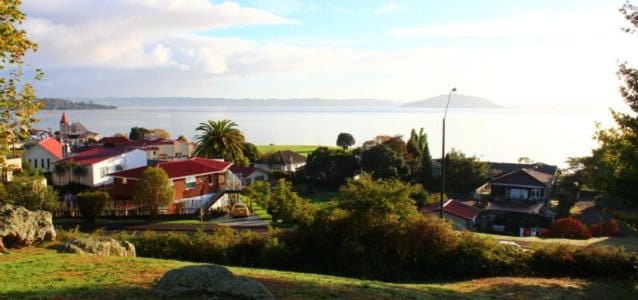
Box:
0 286 158 300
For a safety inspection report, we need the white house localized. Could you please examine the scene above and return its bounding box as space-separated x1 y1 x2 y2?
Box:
254 150 306 172
230 165 269 186
24 137 63 173
52 145 147 187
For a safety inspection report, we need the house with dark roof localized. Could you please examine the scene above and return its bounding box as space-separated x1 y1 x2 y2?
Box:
24 137 63 173
109 158 236 215
58 112 100 145
254 150 306 172
422 199 480 230
51 144 147 187
474 167 556 235
230 165 269 186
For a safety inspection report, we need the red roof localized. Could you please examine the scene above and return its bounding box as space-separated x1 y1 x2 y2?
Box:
110 157 232 179
60 112 69 124
423 199 480 221
58 145 140 166
230 165 262 178
37 137 63 159
98 136 131 144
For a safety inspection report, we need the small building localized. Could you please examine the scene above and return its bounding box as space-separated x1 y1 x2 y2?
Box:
422 199 480 230
24 137 63 173
58 112 100 145
51 145 147 187
109 158 235 215
254 150 306 172
230 165 269 186
98 136 193 162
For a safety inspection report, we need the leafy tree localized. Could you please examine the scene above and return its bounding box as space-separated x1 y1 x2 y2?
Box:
336 132 355 150
76 191 109 223
194 119 246 163
1 176 58 211
581 3 638 207
245 180 271 210
305 147 359 188
177 135 188 142
444 149 489 196
242 142 261 163
338 173 419 221
133 167 174 217
269 179 315 224
129 127 150 140
0 1 43 159
147 128 171 139
360 144 409 180
406 128 433 186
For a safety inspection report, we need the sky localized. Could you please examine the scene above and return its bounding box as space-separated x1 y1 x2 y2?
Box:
20 0 638 107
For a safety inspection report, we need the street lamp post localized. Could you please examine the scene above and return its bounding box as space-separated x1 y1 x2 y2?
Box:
440 88 456 218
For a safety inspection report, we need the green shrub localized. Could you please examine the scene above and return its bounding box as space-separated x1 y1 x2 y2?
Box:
530 244 637 278
449 233 530 278
76 191 109 223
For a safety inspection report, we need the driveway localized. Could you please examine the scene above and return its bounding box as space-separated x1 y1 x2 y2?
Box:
213 214 271 229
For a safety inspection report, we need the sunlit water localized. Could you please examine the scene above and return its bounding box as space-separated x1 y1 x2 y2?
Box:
35 105 617 167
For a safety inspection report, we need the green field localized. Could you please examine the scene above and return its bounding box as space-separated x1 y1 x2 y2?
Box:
0 247 636 299
476 232 638 251
257 145 338 157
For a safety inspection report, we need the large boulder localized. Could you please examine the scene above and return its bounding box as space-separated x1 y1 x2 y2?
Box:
152 265 275 299
0 204 56 253
57 237 136 257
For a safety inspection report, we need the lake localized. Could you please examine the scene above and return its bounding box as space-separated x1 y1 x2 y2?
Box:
34 105 616 167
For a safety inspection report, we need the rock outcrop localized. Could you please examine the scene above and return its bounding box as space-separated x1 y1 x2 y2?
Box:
152 265 275 299
0 204 56 252
57 237 136 257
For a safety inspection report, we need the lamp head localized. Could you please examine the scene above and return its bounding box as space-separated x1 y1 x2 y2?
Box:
451 88 457 92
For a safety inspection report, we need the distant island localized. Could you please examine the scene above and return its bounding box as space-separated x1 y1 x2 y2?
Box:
402 94 502 108
39 98 117 110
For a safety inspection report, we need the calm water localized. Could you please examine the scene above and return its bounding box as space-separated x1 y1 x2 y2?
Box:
35 105 616 167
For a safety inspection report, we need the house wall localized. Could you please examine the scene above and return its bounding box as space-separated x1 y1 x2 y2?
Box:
242 170 269 185
444 212 471 230
111 177 138 200
148 142 193 161
90 149 147 187
171 173 223 199
491 184 548 202
25 146 58 173
253 162 305 172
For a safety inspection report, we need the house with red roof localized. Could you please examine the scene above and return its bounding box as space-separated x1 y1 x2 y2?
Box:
423 199 480 230
51 144 147 187
24 137 63 173
230 165 269 186
109 158 236 215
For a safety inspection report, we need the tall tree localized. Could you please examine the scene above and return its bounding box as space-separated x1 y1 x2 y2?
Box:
360 144 409 180
194 119 246 163
444 149 489 196
336 132 355 150
582 3 638 206
129 127 150 140
0 1 43 160
133 167 175 216
406 128 433 186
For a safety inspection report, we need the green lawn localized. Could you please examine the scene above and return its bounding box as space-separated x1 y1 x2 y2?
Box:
475 232 638 252
257 145 338 157
0 247 636 299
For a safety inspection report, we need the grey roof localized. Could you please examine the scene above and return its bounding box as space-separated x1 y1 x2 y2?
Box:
488 162 557 177
257 150 306 165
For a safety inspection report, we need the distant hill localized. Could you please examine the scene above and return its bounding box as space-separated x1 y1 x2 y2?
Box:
39 98 117 110
79 97 399 108
403 94 502 108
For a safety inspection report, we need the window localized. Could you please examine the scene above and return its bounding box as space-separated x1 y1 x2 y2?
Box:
185 176 196 190
41 159 45 169
47 159 50 170
506 188 528 200
100 167 109 178
531 189 542 199
34 159 37 168
122 178 127 184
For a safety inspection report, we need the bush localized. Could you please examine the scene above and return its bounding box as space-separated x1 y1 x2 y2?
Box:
589 220 623 237
76 191 109 223
544 217 591 239
449 233 530 278
530 244 636 278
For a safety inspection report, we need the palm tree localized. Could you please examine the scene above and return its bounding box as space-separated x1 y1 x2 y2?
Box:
194 119 246 163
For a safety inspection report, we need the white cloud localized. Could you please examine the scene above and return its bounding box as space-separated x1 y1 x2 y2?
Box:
23 1 297 70
374 1 404 14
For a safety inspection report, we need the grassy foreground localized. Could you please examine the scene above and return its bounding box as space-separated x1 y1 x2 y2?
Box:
0 247 636 299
